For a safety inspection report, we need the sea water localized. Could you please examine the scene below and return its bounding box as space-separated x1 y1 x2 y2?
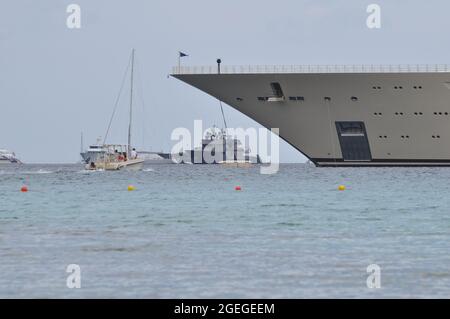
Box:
0 164 450 298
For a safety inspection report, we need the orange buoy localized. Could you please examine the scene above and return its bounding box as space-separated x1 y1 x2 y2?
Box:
21 186 28 192
235 186 242 191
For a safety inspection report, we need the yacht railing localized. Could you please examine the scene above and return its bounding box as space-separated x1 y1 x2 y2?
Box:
172 64 450 75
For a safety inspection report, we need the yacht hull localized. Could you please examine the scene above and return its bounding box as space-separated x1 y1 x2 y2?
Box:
173 70 450 167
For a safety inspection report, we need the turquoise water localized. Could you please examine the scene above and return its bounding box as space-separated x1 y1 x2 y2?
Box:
1 164 450 298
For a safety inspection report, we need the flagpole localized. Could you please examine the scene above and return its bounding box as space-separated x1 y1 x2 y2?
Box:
178 52 180 73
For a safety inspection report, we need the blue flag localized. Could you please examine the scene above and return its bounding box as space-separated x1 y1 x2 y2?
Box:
179 52 188 58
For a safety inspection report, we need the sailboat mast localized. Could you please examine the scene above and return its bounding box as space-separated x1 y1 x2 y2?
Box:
80 132 84 153
128 48 135 157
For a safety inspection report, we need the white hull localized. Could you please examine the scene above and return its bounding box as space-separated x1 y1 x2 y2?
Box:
86 158 144 171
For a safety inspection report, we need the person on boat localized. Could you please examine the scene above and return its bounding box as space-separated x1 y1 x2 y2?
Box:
131 148 137 159
123 152 127 161
90 162 96 169
116 150 124 161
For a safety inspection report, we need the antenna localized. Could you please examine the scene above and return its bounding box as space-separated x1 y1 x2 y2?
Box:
128 48 135 157
80 132 84 153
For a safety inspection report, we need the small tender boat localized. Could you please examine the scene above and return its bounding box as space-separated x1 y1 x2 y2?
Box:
0 149 21 164
219 160 252 168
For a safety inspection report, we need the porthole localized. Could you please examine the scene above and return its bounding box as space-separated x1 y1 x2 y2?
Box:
351 96 358 102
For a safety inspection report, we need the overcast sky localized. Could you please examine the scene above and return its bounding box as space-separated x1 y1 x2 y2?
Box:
1 0 449 163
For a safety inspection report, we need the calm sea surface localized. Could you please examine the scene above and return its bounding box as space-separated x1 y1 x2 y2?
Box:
0 163 450 298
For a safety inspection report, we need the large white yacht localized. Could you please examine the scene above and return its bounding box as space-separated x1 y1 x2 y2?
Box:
173 64 450 166
0 149 21 164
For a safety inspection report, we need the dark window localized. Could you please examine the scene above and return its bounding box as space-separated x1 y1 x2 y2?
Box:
335 121 372 161
351 96 358 101
270 82 284 98
336 122 364 135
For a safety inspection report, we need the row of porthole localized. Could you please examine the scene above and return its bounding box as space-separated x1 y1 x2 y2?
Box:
378 135 410 139
378 135 441 139
372 86 423 90
374 112 449 116
372 85 423 90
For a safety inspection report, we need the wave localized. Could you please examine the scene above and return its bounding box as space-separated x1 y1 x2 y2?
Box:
21 169 55 175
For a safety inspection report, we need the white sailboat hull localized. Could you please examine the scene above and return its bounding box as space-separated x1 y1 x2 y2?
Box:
86 158 144 171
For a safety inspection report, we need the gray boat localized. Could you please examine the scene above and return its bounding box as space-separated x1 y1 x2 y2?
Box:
173 127 261 164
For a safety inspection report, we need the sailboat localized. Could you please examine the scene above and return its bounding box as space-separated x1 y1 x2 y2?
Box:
85 49 144 171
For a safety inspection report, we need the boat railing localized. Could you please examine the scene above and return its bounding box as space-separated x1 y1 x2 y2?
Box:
172 64 450 75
